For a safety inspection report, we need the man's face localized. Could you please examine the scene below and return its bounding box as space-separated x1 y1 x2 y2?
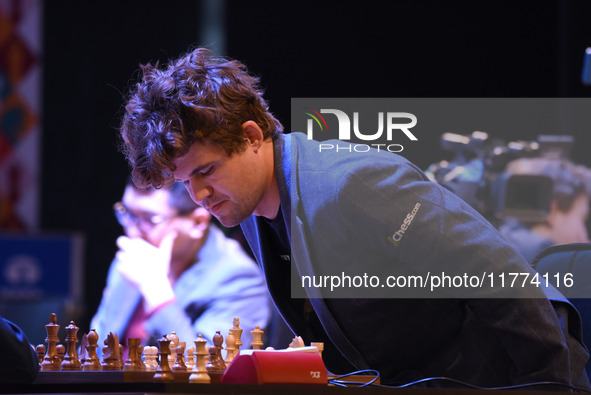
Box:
172 140 271 227
120 186 202 262
121 186 177 246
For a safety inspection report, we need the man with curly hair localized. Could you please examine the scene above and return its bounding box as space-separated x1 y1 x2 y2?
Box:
118 47 590 389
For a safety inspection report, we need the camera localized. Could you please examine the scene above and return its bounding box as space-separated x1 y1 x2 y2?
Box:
426 132 573 225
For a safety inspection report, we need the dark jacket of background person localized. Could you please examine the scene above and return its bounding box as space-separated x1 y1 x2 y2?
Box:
0 316 38 383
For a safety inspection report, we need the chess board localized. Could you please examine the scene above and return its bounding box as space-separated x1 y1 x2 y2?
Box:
22 310 382 395
32 313 324 386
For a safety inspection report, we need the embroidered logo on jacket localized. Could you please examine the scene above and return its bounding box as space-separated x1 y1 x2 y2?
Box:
388 202 421 246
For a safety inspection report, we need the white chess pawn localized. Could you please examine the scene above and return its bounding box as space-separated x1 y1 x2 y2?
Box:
185 346 196 369
143 346 159 371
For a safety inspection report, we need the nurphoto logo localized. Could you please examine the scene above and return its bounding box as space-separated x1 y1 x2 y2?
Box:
302 107 418 153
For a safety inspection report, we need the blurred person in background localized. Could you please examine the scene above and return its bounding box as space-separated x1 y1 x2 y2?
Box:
498 157 591 262
91 179 273 352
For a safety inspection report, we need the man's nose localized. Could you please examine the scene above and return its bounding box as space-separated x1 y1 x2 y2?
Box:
124 221 145 239
185 179 213 206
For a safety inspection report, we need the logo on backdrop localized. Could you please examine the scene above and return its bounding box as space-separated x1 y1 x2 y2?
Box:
302 107 418 153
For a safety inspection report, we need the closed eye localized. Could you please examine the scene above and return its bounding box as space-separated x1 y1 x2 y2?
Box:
200 166 214 176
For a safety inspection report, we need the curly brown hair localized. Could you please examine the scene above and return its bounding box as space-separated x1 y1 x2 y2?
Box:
119 47 283 188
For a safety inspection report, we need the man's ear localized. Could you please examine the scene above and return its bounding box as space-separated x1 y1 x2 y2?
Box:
188 207 211 238
241 120 264 150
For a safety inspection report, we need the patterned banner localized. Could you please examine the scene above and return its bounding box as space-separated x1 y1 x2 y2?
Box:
0 0 42 230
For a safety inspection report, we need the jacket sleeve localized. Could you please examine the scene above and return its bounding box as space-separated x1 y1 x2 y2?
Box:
0 316 39 383
90 258 142 357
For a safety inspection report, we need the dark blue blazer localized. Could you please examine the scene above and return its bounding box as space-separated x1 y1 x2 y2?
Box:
241 132 590 388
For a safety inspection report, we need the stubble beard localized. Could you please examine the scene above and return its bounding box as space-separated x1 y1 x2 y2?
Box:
213 200 256 228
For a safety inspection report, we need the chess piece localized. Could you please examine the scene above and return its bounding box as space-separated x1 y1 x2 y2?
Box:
83 329 101 371
61 321 82 370
185 346 195 370
40 313 61 371
230 317 243 355
153 336 174 382
167 331 179 365
189 334 210 383
101 332 121 370
124 338 143 371
78 334 89 365
311 342 324 359
143 346 159 371
35 344 46 365
204 345 210 366
205 332 226 383
225 330 237 364
206 331 226 372
118 343 125 370
250 325 264 350
289 336 305 348
172 344 187 372
56 344 66 363
178 341 187 367
137 345 147 370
